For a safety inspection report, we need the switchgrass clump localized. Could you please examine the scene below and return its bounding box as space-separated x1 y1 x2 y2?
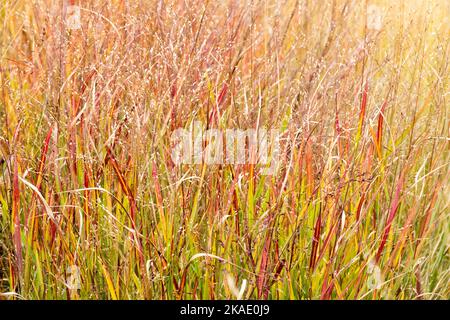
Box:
0 0 448 299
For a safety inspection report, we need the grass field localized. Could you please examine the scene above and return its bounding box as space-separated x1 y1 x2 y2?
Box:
0 0 449 300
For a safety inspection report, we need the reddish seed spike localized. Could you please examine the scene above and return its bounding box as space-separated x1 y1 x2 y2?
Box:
335 110 341 135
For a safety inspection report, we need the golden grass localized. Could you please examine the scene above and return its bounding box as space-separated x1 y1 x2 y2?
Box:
0 0 448 299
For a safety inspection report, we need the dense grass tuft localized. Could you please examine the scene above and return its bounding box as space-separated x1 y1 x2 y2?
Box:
0 0 448 299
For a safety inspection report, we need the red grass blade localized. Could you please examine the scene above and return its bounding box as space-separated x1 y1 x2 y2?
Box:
105 147 139 224
309 212 322 270
376 98 388 155
357 81 369 137
257 233 272 299
12 153 22 275
11 122 23 275
375 172 405 263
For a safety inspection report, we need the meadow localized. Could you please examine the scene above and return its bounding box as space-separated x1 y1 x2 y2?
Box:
0 0 448 299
